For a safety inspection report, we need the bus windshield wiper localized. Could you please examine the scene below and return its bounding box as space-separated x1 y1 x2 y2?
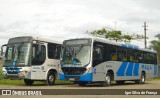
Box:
75 45 83 55
17 42 24 50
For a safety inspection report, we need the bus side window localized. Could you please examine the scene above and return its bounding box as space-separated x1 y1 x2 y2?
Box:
32 44 46 65
93 43 104 67
117 47 126 62
110 46 117 61
143 52 150 64
111 53 117 61
55 45 61 59
150 53 156 64
135 51 143 63
48 43 61 59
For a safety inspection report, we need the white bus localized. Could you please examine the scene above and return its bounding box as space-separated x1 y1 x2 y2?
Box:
59 37 158 86
1 36 62 85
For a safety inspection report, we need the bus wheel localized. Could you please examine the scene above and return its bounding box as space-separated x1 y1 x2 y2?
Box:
46 71 55 86
24 79 34 85
135 72 145 84
102 73 111 87
116 81 125 85
78 82 86 86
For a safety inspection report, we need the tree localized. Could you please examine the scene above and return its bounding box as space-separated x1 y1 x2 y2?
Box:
106 30 122 42
122 34 133 43
149 34 160 64
86 28 145 43
88 28 108 37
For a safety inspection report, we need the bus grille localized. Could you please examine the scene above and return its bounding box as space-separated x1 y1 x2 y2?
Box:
6 74 19 79
7 72 18 74
62 67 86 75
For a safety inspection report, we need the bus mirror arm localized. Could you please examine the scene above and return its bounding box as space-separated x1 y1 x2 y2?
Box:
1 44 7 56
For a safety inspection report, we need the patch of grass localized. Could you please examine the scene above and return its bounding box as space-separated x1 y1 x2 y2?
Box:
0 78 72 85
0 78 25 85
55 80 73 85
147 77 160 81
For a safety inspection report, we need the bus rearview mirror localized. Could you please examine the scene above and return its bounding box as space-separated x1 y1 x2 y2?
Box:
1 44 7 56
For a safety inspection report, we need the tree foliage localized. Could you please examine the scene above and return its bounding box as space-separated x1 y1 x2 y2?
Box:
149 34 160 64
87 28 146 43
106 30 122 42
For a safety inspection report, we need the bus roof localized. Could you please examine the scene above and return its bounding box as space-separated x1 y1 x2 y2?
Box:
32 36 63 44
8 36 63 44
94 37 156 53
64 37 157 54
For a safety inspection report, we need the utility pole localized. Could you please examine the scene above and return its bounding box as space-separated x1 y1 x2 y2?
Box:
142 22 148 48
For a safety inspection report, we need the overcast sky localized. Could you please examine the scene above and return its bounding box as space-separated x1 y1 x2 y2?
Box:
0 0 160 48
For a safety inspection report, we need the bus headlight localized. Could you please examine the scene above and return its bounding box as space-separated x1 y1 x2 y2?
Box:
59 67 63 73
24 71 28 74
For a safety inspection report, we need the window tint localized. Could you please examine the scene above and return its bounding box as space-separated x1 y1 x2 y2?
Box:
143 52 150 64
93 42 104 67
117 47 126 61
150 53 157 64
92 42 157 65
134 51 143 63
32 44 46 65
110 46 117 61
48 43 61 59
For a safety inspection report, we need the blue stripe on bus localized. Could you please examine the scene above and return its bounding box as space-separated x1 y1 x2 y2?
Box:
121 44 139 50
116 62 128 76
133 63 139 76
121 44 127 47
117 62 140 76
5 67 20 73
154 65 158 76
127 44 133 49
5 61 20 74
80 73 92 82
126 62 134 76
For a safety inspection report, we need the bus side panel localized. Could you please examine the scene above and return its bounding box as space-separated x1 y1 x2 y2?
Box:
44 59 60 80
92 61 116 82
115 62 156 81
115 62 140 81
92 62 106 82
154 64 158 77
141 64 157 79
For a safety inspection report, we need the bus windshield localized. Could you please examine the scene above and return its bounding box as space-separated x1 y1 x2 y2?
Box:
4 43 31 66
61 40 91 67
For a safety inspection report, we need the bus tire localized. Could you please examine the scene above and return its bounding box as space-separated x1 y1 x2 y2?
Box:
78 82 86 86
24 79 34 85
116 81 125 85
135 72 145 84
102 72 111 87
46 71 56 86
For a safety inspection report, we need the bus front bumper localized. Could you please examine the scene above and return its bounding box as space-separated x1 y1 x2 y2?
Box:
3 72 25 80
59 73 92 82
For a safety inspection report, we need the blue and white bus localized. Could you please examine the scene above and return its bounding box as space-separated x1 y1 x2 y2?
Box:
1 36 62 85
59 37 158 86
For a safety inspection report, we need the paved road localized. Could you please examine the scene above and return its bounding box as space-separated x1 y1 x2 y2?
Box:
0 80 160 98
0 80 160 89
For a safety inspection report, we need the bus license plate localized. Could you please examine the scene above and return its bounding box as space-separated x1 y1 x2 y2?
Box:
69 78 75 81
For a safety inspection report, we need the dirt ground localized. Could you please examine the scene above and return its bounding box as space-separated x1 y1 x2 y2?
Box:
0 80 160 89
0 80 160 98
